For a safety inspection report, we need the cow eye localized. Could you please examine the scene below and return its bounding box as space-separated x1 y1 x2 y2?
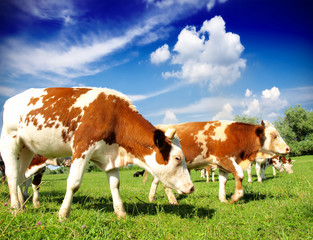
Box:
175 156 181 161
271 133 277 139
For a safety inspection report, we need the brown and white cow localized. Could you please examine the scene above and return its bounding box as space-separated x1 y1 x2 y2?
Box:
23 155 72 208
151 121 290 204
246 153 293 183
0 87 193 219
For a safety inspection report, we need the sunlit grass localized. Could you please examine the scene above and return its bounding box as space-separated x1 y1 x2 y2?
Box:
0 156 312 239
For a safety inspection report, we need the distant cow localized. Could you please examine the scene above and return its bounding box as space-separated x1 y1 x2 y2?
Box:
0 87 193 219
247 154 293 183
151 121 290 204
23 155 72 207
200 165 218 182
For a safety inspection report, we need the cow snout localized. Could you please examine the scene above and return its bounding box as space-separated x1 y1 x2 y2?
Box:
286 147 290 153
190 185 195 193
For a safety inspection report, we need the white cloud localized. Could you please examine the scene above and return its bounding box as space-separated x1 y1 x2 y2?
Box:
11 0 77 25
262 86 280 100
150 44 171 64
0 86 18 97
162 16 246 90
243 98 260 116
0 19 158 81
245 89 252 97
206 0 228 11
242 86 288 120
163 110 179 124
213 103 233 120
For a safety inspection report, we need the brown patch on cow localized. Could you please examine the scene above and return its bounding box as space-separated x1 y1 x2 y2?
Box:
28 97 40 106
164 122 207 164
28 155 48 169
24 88 90 141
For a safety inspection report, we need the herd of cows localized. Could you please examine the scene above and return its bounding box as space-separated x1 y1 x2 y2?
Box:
0 87 293 219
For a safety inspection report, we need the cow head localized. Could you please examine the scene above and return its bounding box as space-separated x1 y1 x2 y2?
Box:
259 120 290 155
281 156 294 174
143 128 194 195
271 155 284 171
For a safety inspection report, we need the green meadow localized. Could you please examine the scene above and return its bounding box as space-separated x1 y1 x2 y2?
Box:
0 155 312 239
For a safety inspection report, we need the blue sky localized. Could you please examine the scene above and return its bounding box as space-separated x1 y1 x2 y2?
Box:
0 0 312 128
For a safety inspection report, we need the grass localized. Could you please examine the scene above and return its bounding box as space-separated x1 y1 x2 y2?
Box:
0 156 312 239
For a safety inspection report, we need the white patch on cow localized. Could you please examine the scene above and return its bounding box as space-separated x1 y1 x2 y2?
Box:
230 157 244 179
210 121 232 142
25 163 46 178
262 120 289 155
194 123 210 157
18 120 72 157
71 87 137 112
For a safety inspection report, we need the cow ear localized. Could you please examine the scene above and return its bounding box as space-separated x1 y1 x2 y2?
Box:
164 128 176 141
154 129 166 148
261 120 265 127
256 126 264 137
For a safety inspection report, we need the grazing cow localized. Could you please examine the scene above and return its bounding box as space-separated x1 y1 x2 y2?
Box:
23 155 72 207
150 121 289 204
0 87 193 219
247 154 293 183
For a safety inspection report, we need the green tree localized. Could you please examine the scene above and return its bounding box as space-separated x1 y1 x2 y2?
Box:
274 105 313 156
233 115 261 124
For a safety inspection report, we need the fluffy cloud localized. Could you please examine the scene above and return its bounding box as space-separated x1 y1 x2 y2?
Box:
161 16 246 90
243 98 261 116
150 44 171 64
243 86 288 119
213 103 233 120
163 110 179 124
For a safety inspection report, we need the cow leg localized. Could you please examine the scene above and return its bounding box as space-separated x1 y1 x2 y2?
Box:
1 141 33 212
149 177 160 203
211 168 215 182
58 156 89 220
31 168 45 208
247 162 252 183
261 165 266 180
162 183 178 205
200 169 205 179
23 177 32 201
222 157 244 204
206 166 211 182
0 138 23 211
219 169 228 203
255 162 262 183
272 166 276 176
106 168 126 218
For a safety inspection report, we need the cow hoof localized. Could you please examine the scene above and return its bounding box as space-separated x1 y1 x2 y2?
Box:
58 209 70 221
116 211 126 219
169 200 179 205
33 202 40 208
149 196 155 203
219 199 228 203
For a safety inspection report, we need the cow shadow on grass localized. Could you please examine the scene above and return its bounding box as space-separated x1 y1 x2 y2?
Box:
46 192 215 219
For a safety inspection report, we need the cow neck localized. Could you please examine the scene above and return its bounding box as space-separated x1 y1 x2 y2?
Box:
115 103 157 161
